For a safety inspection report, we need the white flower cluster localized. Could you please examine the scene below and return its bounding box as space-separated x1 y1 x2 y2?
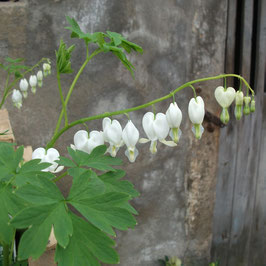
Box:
11 63 51 109
214 85 255 123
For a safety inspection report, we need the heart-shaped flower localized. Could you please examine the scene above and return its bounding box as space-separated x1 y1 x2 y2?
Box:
103 117 123 157
234 91 244 120
19 78 29 98
29 75 37 94
71 130 104 154
37 70 43 87
12 89 23 109
122 120 139 162
214 86 236 108
32 147 64 173
188 96 205 139
166 102 182 143
140 112 176 154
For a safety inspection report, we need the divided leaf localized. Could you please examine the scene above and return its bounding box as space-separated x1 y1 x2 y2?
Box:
65 16 143 76
56 40 75 74
55 213 119 266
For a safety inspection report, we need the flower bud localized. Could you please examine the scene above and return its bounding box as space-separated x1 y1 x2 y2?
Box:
19 78 29 98
29 75 37 94
37 70 43 87
220 108 230 124
235 91 244 106
243 96 251 115
12 89 22 109
43 63 51 76
234 105 242 120
250 99 255 113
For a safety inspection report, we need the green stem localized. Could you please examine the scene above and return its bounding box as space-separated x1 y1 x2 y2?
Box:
189 85 197 100
57 70 68 126
0 58 48 109
53 171 67 182
46 73 253 148
53 48 102 136
8 230 15 264
3 243 10 266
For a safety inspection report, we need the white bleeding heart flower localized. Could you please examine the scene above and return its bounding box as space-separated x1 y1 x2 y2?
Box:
139 112 176 154
122 120 139 162
43 63 51 76
188 96 205 139
32 147 64 173
29 75 37 94
12 89 22 109
37 70 43 87
19 78 29 98
166 102 182 143
215 86 236 108
71 130 104 154
103 117 123 157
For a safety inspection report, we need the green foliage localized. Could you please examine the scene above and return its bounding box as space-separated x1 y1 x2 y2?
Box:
0 57 30 79
0 142 138 265
65 16 143 76
159 256 182 266
56 40 75 74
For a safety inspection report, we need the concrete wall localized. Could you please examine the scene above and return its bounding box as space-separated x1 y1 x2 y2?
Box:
0 0 227 265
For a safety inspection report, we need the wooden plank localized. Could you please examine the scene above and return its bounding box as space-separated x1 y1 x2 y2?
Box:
211 0 238 264
0 109 15 143
247 0 266 263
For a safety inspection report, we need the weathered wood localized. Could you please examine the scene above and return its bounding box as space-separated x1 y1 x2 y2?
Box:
212 0 266 264
0 109 15 143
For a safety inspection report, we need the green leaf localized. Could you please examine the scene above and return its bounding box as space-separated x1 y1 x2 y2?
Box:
56 40 75 74
68 145 122 171
55 213 119 266
57 156 77 167
69 191 137 236
5 57 24 63
15 175 64 205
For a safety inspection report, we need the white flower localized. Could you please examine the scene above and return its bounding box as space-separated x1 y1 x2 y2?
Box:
103 117 123 157
19 78 29 98
188 96 205 139
139 112 176 154
32 147 64 173
122 120 139 162
37 70 43 87
166 102 182 143
12 89 22 109
43 63 51 76
29 75 37 94
214 86 236 108
71 130 104 154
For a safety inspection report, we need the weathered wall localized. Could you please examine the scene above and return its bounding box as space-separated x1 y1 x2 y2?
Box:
0 0 227 265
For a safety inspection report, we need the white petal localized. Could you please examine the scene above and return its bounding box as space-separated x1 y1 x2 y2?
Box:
53 165 64 173
73 130 89 152
37 70 43 81
70 144 76 151
215 86 236 108
29 75 37 87
166 102 182 128
139 138 150 144
46 148 60 162
87 130 105 153
153 113 169 140
102 117 111 131
122 120 139 148
188 96 205 124
125 147 139 163
142 112 157 141
32 147 46 160
159 139 177 147
149 140 157 154
104 119 122 145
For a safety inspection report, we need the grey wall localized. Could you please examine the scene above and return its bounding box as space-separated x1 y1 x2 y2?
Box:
0 0 227 265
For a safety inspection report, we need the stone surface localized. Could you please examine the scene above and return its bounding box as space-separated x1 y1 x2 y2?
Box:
0 0 228 265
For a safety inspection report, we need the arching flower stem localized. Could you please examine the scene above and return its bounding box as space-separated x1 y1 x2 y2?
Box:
46 73 253 149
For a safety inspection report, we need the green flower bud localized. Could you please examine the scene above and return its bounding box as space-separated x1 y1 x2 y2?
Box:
234 105 242 120
220 108 230 124
192 124 204 140
250 99 255 112
243 96 251 115
235 91 244 106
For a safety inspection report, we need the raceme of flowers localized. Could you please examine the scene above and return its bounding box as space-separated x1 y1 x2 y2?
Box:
11 62 51 109
32 85 255 171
